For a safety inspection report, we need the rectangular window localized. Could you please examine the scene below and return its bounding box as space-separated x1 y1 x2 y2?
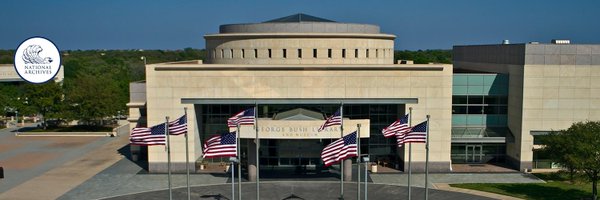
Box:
328 49 332 58
268 49 272 58
230 49 233 58
498 106 508 114
499 96 509 104
366 49 369 58
468 96 484 104
221 49 224 58
483 106 498 114
298 49 302 58
355 49 358 58
342 49 346 58
283 49 287 58
533 135 549 145
254 49 258 58
452 96 468 104
241 49 245 58
452 106 467 114
468 106 484 114
313 49 317 58
484 96 499 104
376 49 379 58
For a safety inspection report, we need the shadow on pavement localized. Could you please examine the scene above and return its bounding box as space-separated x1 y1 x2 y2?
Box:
117 144 149 171
104 182 496 200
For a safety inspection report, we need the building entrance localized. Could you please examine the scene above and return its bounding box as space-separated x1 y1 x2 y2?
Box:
465 145 482 163
257 139 331 178
451 143 506 164
260 139 325 167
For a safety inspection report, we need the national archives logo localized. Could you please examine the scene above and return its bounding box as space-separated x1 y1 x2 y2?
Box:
13 37 61 84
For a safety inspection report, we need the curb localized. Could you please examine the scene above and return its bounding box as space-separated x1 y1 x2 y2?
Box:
433 183 523 200
15 132 113 137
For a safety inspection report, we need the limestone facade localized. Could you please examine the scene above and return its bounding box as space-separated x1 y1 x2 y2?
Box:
130 14 453 174
454 43 600 171
142 63 453 172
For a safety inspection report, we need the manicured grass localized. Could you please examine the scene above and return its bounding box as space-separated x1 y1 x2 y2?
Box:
28 125 113 132
450 172 593 200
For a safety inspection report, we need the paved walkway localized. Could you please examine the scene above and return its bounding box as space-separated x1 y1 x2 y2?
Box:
452 163 518 173
0 127 124 200
59 154 544 200
0 123 541 200
103 182 496 200
434 183 522 200
58 159 229 200
370 172 544 188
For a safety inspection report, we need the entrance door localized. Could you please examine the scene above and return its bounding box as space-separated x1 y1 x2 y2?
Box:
465 145 483 163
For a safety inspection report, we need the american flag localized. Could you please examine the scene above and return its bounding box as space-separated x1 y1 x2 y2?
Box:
130 123 166 145
227 108 255 128
202 131 237 158
321 131 357 167
169 114 187 135
396 120 428 147
382 114 410 138
318 109 342 132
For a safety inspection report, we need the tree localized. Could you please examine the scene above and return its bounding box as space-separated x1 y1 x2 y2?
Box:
22 80 65 129
65 72 121 125
0 83 19 113
542 121 600 200
540 131 578 182
394 49 452 64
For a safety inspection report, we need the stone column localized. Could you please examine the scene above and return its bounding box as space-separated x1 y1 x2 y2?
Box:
248 140 257 182
343 159 352 181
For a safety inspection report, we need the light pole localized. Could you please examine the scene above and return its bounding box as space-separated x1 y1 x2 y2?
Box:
22 98 27 126
141 56 146 65
15 110 18 131
362 156 370 200
229 157 239 200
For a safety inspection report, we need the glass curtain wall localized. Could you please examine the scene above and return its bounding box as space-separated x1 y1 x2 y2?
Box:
451 73 509 164
197 104 403 167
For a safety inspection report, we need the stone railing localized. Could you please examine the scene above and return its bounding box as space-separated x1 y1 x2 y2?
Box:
15 123 130 137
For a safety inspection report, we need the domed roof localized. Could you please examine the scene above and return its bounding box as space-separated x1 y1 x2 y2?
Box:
219 14 380 34
263 13 335 23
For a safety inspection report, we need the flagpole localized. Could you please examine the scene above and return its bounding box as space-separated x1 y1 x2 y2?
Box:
364 155 368 200
231 160 235 200
255 103 260 200
407 107 412 200
184 108 190 200
236 124 241 200
357 124 361 200
425 115 430 200
166 116 172 200
339 103 344 200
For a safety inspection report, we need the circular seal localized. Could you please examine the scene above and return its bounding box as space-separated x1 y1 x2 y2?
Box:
13 37 61 84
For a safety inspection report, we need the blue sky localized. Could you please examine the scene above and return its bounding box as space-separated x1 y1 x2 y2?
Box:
1 0 599 50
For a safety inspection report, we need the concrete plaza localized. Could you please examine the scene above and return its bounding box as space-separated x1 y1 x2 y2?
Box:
0 125 124 200
0 125 543 200
59 155 543 200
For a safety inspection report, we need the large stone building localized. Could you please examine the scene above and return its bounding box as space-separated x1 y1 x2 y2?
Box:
453 41 600 171
129 14 452 180
128 14 600 178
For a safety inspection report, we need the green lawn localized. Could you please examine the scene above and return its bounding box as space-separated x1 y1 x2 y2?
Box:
450 172 593 200
28 125 114 132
